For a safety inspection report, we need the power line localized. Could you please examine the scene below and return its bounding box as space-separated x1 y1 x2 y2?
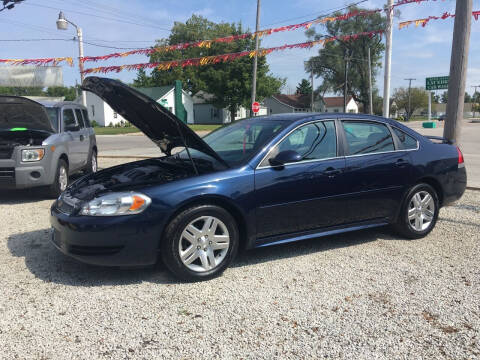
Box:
22 2 172 31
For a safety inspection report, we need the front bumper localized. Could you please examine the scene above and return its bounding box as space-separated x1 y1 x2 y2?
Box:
50 204 162 267
0 154 53 189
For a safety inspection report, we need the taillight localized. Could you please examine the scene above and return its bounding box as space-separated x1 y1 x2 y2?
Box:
457 146 464 164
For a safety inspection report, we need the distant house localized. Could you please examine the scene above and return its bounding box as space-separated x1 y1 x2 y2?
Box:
192 91 254 124
86 91 127 127
323 96 359 113
136 81 194 124
264 94 324 115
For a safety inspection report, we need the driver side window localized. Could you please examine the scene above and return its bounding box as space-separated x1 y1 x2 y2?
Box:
63 109 78 132
261 120 337 167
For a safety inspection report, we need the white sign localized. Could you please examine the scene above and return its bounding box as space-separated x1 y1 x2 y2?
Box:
0 66 64 87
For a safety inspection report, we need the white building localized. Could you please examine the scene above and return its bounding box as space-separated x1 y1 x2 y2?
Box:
137 83 194 124
84 81 194 126
85 91 127 127
323 96 359 113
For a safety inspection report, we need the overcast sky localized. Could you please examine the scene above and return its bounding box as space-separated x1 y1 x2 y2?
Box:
0 0 479 96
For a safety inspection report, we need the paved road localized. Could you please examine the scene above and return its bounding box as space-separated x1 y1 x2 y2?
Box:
96 120 480 186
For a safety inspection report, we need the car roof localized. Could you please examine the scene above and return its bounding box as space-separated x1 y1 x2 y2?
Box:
39 100 87 110
251 112 391 123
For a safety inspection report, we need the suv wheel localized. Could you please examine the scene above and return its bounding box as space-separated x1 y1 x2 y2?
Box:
161 205 239 281
393 183 439 239
48 159 69 198
85 149 97 174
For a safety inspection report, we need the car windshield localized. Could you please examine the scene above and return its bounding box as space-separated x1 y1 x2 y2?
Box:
186 118 287 167
45 107 59 132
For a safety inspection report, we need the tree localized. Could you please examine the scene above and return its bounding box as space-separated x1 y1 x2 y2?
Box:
441 91 448 104
296 79 312 95
0 86 79 101
464 92 472 103
306 5 387 114
133 15 284 120
433 93 441 103
45 86 79 101
393 87 428 120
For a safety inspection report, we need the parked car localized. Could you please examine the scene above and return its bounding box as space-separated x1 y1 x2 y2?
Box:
438 114 446 121
51 77 467 281
0 96 97 197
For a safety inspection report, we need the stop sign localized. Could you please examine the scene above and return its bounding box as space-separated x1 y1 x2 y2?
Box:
251 101 260 114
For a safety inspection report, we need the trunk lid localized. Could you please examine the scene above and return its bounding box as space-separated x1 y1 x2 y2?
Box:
81 77 228 167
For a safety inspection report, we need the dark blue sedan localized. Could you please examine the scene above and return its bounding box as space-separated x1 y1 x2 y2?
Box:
50 78 466 281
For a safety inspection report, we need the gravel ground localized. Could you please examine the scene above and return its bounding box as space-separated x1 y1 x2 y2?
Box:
0 158 479 359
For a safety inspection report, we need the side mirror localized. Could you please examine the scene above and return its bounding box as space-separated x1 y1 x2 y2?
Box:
268 150 302 167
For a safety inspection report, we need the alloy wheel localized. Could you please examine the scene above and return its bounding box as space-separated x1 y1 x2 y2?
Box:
408 190 435 231
91 153 97 173
59 166 68 192
178 216 230 272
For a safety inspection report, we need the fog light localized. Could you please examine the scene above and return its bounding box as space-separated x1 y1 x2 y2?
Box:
30 171 41 179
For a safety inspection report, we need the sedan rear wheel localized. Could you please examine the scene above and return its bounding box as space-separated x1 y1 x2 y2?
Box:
393 183 439 239
162 205 239 281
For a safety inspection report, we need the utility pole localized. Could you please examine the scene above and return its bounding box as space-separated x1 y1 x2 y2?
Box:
428 91 432 121
251 0 261 115
404 78 416 121
444 0 472 144
382 0 394 118
310 68 314 112
344 49 349 113
472 85 479 119
368 47 373 115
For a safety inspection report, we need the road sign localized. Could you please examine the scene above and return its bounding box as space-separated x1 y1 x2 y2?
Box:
251 101 260 113
426 76 449 91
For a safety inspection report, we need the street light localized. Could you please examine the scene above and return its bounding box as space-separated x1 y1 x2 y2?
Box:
56 11 86 106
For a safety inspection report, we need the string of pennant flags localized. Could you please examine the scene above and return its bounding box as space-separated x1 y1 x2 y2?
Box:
0 0 450 69
79 8 384 64
82 30 384 74
399 10 480 29
0 57 73 66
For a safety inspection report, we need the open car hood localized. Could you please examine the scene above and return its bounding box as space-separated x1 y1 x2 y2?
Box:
82 77 227 167
0 96 54 134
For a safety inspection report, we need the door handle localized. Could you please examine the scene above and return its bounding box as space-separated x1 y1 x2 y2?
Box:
395 158 408 167
323 167 342 177
80 135 85 141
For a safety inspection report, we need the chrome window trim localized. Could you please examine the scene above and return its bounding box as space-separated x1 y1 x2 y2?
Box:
256 119 339 170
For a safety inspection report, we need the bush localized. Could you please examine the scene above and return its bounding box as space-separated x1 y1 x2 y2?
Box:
91 120 99 127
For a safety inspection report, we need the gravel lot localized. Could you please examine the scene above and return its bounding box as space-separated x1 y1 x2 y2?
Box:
0 158 479 359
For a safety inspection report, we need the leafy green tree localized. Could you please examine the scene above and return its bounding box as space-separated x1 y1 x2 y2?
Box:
433 94 441 103
296 79 312 95
393 87 428 120
45 86 79 101
306 5 387 114
133 15 284 119
0 86 44 96
0 86 79 101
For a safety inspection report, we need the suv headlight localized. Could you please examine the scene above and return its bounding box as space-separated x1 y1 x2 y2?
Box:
21 148 45 162
79 192 151 216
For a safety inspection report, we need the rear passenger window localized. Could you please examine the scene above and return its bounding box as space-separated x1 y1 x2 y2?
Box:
75 109 85 128
342 121 394 155
393 128 418 150
82 109 91 127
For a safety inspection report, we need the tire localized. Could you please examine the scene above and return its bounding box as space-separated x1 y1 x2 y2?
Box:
85 148 97 174
48 159 69 198
161 205 239 281
393 183 439 239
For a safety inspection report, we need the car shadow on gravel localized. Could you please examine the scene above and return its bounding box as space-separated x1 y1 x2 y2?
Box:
8 226 398 286
7 229 175 286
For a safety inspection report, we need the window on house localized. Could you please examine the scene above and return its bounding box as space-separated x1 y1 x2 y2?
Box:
334 109 339 113
113 112 118 119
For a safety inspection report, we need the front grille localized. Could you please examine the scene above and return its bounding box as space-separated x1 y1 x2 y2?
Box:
0 147 13 159
0 167 15 179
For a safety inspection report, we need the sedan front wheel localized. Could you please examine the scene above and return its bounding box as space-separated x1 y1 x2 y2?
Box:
161 205 239 281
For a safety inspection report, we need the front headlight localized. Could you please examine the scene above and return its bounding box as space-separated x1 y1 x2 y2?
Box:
79 192 151 216
21 148 45 162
